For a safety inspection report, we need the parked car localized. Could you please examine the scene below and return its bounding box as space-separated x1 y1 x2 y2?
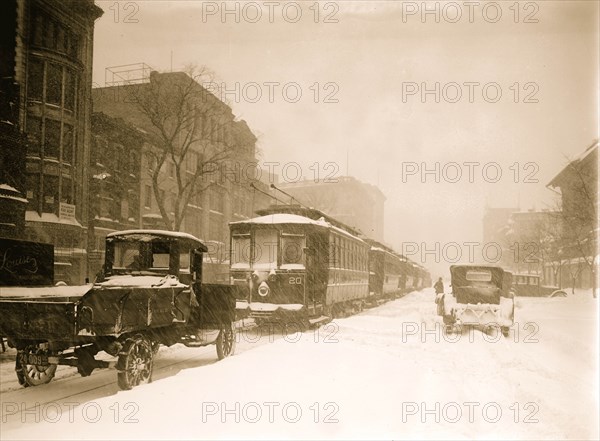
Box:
512 274 567 297
436 265 514 336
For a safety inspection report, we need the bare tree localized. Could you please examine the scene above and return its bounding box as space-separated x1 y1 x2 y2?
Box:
550 150 598 297
129 67 250 231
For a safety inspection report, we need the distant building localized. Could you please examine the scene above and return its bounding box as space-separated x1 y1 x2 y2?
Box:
546 141 598 291
481 206 519 269
505 209 559 276
482 206 518 245
278 176 385 242
92 69 271 262
0 0 103 284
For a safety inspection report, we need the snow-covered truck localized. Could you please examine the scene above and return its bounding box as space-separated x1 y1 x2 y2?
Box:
0 230 236 390
435 265 515 336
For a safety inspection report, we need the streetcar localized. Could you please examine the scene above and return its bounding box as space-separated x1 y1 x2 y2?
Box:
229 205 370 327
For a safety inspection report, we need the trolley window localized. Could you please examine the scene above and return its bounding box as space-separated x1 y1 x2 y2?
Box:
253 228 278 269
281 233 305 268
232 234 251 268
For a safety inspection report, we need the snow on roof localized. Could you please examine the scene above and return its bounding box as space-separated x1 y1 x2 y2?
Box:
25 211 82 227
0 184 19 192
0 193 28 203
231 213 365 242
107 229 203 243
231 213 329 226
547 141 598 187
96 275 187 288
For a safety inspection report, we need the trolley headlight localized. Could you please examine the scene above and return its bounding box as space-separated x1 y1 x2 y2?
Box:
268 270 277 283
258 281 270 297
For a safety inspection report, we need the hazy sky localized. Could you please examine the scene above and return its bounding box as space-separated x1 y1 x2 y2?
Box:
92 0 599 276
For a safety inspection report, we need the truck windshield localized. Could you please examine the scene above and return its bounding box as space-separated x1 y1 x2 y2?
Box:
112 240 172 274
113 242 142 270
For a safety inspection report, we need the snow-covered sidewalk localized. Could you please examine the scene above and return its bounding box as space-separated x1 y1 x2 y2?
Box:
2 289 598 440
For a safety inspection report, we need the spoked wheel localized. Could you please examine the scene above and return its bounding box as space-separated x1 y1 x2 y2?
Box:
117 335 154 390
216 324 236 360
16 345 57 387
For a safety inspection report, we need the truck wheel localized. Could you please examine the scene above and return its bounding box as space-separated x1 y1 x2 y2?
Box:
117 335 154 390
442 315 454 325
16 346 57 387
216 324 236 360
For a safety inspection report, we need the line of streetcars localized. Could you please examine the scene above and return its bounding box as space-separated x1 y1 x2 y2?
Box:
229 205 431 327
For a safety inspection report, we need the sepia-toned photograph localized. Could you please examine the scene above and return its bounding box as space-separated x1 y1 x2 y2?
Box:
0 1 598 439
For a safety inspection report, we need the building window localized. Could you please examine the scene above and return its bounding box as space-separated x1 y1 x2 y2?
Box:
31 7 82 60
26 47 81 214
128 191 139 221
43 175 58 214
209 213 224 242
60 177 73 204
26 174 40 210
209 187 224 213
146 152 156 171
62 124 73 164
169 192 176 213
44 120 60 159
27 59 43 102
46 63 63 106
144 185 152 208
129 151 138 174
26 116 42 156
65 70 76 111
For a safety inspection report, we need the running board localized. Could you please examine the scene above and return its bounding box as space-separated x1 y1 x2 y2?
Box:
309 316 331 327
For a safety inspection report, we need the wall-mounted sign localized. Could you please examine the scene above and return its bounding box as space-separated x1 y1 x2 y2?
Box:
59 202 76 221
0 238 54 286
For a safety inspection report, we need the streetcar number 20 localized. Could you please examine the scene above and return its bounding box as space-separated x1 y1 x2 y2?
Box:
289 277 302 285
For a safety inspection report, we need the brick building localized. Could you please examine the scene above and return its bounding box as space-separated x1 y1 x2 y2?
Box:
91 70 271 267
545 141 598 291
87 112 143 277
0 0 103 284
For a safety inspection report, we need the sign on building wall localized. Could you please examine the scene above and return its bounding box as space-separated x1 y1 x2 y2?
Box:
0 238 54 286
59 202 76 221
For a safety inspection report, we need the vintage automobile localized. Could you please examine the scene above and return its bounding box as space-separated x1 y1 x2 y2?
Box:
0 230 236 390
436 265 515 336
512 273 567 297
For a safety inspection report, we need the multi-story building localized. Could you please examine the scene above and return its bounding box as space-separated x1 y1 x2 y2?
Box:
87 112 143 277
278 176 385 242
0 0 103 284
504 209 559 276
92 69 271 263
546 141 598 291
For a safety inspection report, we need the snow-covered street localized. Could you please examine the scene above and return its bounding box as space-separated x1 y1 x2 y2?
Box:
1 288 598 440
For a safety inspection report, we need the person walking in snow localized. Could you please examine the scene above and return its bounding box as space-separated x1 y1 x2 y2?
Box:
434 277 444 294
